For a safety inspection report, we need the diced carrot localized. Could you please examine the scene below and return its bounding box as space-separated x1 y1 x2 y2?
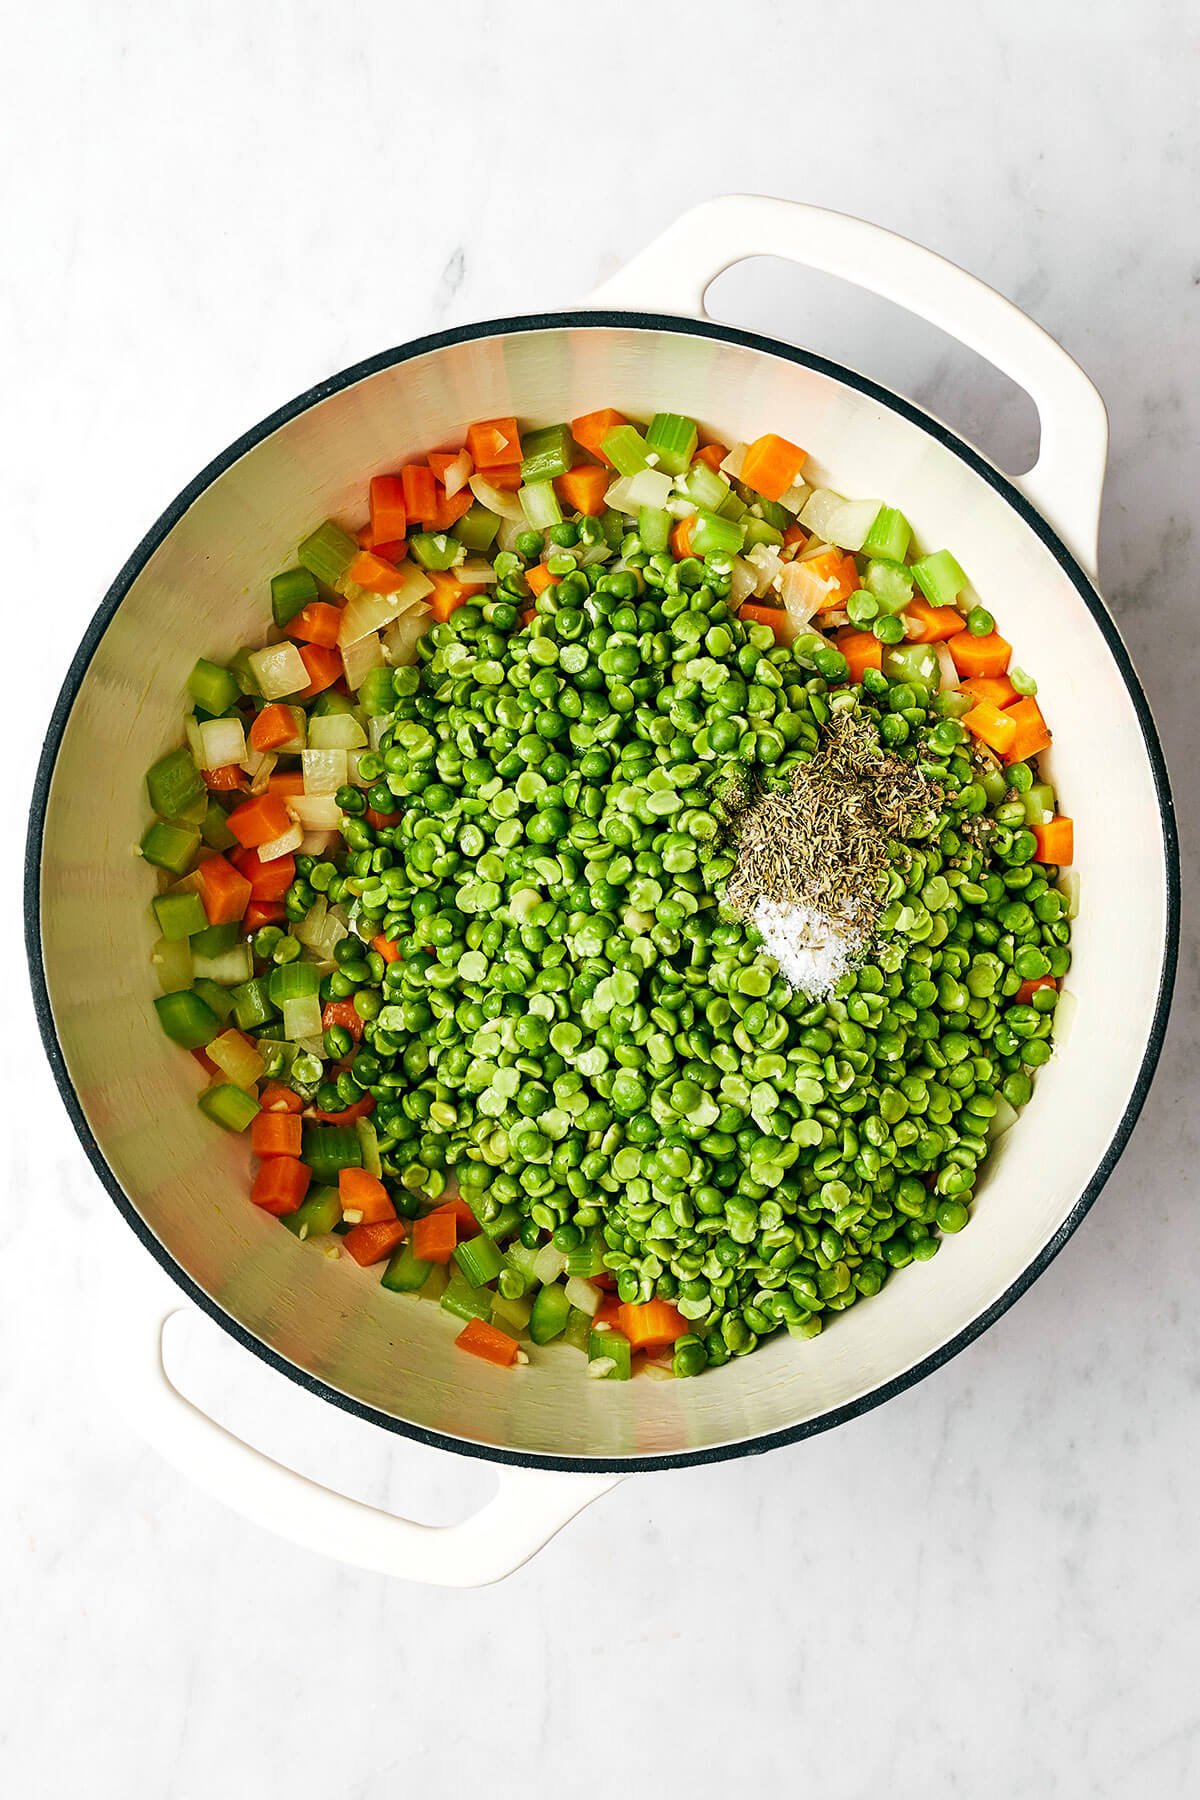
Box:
365 806 402 830
249 701 301 752
570 408 626 466
617 1298 688 1352
411 1210 456 1264
484 464 523 492
1016 976 1057 1004
433 486 475 532
426 568 470 622
427 450 460 483
369 474 408 545
244 899 286 932
947 629 1012 679
671 515 697 560
344 1218 408 1267
554 464 610 516
961 700 1018 756
309 1093 376 1126
401 464 440 527
835 630 883 682
372 933 401 963
1033 816 1074 865
321 998 364 1043
593 1294 622 1328
957 674 1019 710
592 1271 617 1292
520 608 536 628
284 600 343 646
430 1197 477 1238
694 442 728 472
737 602 789 639
267 770 305 796
455 1316 521 1367
1001 696 1052 765
904 597 965 642
251 1157 311 1217
782 522 808 551
372 538 408 563
465 416 523 470
250 1111 303 1158
525 563 560 599
193 853 253 925
798 547 859 611
739 432 807 502
346 550 406 595
231 846 296 901
225 792 294 850
338 1166 395 1225
202 764 245 792
259 1082 304 1115
295 643 343 700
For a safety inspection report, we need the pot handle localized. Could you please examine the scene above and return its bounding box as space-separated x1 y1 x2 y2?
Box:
110 1266 621 1586
589 195 1108 577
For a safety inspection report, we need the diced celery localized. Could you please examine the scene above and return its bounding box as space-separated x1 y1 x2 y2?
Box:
200 797 239 852
519 481 562 530
1023 781 1056 825
255 1037 293 1081
140 820 200 876
268 962 320 1004
356 1115 381 1178
690 510 746 557
520 423 576 485
563 1306 593 1352
187 658 240 716
271 567 319 628
381 1242 433 1292
864 558 915 614
440 1273 494 1324
190 978 235 1025
152 889 207 941
455 503 501 552
752 493 793 531
297 520 359 587
454 1234 504 1288
491 1292 533 1337
637 506 672 554
588 1328 632 1379
565 1231 606 1279
151 934 193 994
742 517 784 549
718 489 748 522
198 1083 260 1133
208 1027 265 1088
409 531 462 572
911 548 967 608
307 713 367 751
883 643 940 689
645 413 698 475
482 1202 522 1241
861 506 912 563
981 766 1009 805
190 919 238 959
529 1281 571 1344
153 988 220 1048
301 1123 362 1182
679 461 730 511
600 424 650 475
227 646 264 698
282 1186 343 1240
357 665 396 718
231 976 275 1032
191 942 254 987
935 689 972 719
146 746 206 822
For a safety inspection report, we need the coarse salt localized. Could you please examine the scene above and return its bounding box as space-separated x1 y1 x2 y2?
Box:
752 895 862 999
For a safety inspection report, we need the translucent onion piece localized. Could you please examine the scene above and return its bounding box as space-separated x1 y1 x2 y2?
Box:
532 1245 568 1285
248 641 309 701
340 631 384 693
456 557 497 586
382 607 432 667
779 477 812 514
302 747 348 795
825 496 885 553
282 994 324 1043
1060 870 1081 920
798 488 845 541
297 829 342 856
196 716 246 770
719 442 747 480
442 447 473 497
1053 986 1076 1046
339 574 431 647
564 1277 602 1316
625 468 673 510
468 474 525 521
989 1094 1020 1138
934 643 960 690
247 750 277 795
497 515 526 555
307 712 368 751
208 1028 265 1089
191 942 254 987
151 934 193 993
779 558 823 627
257 820 304 862
729 556 758 607
286 793 344 830
290 895 328 948
746 542 784 598
603 475 636 513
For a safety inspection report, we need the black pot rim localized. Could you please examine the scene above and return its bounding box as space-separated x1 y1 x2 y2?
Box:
25 310 1181 1475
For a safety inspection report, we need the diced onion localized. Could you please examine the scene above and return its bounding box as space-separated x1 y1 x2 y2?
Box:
603 475 636 512
307 713 367 751
456 557 497 586
356 1117 382 1177
340 631 384 692
934 643 960 691
208 1028 265 1089
746 542 784 598
779 477 812 513
339 578 428 648
532 1245 568 1285
564 1277 602 1316
191 942 254 986
246 749 277 795
778 558 823 627
368 716 390 751
825 496 885 553
989 1095 1020 1138
1053 986 1076 1046
196 716 246 770
286 793 344 830
624 468 673 510
297 829 342 856
249 641 309 701
729 556 758 607
291 895 328 947
151 934 193 993
1059 871 1080 919
382 607 432 667
185 716 204 763
282 994 324 1043
257 820 304 862
799 488 846 541
719 443 747 480
497 515 526 555
468 474 525 521
302 747 348 795
441 446 473 497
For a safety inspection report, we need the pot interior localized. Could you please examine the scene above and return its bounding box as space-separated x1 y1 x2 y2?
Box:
35 321 1171 1463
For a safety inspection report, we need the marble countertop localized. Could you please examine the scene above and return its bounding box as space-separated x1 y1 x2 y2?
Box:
5 3 1198 1795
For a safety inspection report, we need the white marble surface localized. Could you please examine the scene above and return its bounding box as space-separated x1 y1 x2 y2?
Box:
4 2 1199 1794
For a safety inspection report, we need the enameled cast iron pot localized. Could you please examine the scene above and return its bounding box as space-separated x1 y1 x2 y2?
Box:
26 198 1179 1584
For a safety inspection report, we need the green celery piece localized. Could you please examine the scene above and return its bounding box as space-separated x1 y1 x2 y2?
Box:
981 766 1009 805
228 646 263 698
297 520 358 587
637 505 672 555
520 423 577 485
358 665 395 718
861 506 912 563
742 517 784 549
883 642 940 689
718 489 748 522
491 1292 533 1337
409 532 462 572
645 412 698 475
198 1084 260 1133
865 558 915 614
440 1273 494 1324
529 1281 570 1345
311 688 356 718
200 798 238 851
680 460 729 512
282 1186 343 1239
911 548 967 608
146 746 205 822
588 1328 632 1378
481 1202 522 1241
190 919 239 958
690 510 745 557
191 976 237 1023
301 1123 362 1182
518 481 562 530
935 689 972 719
271 567 319 628
153 989 220 1049
151 889 207 941
1023 781 1056 825
455 503 501 552
453 1233 505 1288
231 976 276 1032
750 493 792 530
141 820 200 876
381 1242 433 1292
563 1306 593 1352
268 961 320 1005
187 658 240 716
565 1231 605 1278
601 424 650 476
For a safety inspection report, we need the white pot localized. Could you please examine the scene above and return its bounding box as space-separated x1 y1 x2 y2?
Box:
28 197 1178 1585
